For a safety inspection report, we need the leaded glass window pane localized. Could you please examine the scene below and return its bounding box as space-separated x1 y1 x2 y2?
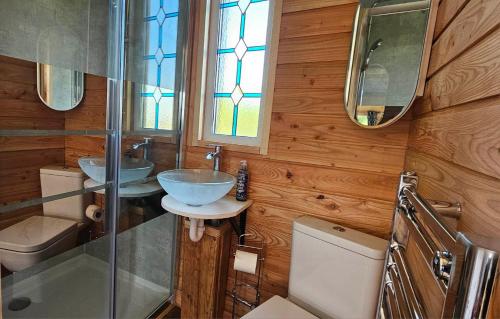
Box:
141 0 179 130
213 0 270 138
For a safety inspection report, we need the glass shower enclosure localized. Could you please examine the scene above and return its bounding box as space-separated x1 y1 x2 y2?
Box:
0 0 189 317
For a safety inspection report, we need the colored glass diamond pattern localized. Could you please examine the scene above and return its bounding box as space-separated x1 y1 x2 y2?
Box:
141 0 179 130
213 0 269 137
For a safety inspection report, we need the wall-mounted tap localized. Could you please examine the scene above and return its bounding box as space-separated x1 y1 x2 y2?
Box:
131 137 153 160
206 144 222 171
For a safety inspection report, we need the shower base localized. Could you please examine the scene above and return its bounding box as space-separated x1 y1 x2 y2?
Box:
2 253 169 319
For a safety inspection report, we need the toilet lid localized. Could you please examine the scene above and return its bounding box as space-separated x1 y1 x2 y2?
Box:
241 296 319 319
0 216 77 253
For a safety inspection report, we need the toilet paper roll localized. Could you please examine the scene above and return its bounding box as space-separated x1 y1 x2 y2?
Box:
234 250 258 275
85 205 103 222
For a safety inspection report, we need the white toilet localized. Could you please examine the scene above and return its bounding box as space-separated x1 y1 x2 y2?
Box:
0 166 91 272
243 216 388 319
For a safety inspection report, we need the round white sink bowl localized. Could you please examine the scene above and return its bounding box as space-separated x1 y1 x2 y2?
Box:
78 157 154 184
157 169 236 206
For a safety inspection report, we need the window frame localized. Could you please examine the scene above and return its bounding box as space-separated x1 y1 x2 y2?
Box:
192 0 282 154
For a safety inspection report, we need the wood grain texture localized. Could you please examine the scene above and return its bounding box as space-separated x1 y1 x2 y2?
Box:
408 96 500 180
428 0 500 76
280 3 357 39
268 136 405 174
180 221 231 319
270 113 409 148
275 61 347 89
185 147 398 201
405 235 446 319
407 0 500 313
282 0 358 14
182 1 409 316
277 32 351 65
424 27 500 111
433 0 470 38
0 56 66 226
406 151 500 238
272 88 345 115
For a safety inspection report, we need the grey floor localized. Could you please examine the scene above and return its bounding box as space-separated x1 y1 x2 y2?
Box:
3 254 169 319
2 213 176 319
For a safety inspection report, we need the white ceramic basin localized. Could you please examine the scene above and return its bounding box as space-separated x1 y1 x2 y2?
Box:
157 169 236 206
78 157 154 184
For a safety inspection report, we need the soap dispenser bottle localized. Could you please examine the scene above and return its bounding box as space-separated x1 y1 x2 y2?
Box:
236 160 248 201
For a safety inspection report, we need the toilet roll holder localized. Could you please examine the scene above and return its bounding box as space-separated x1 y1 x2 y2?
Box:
231 234 265 318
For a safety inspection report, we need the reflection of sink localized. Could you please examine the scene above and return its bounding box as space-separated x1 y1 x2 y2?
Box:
157 169 236 206
78 157 154 184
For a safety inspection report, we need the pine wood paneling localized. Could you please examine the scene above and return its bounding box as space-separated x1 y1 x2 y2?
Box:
183 1 409 316
408 96 500 180
428 0 500 76
272 88 345 115
279 3 357 39
270 113 409 148
268 136 405 174
275 61 346 89
424 27 500 111
65 135 105 167
406 151 500 238
277 33 351 64
185 147 398 201
433 0 469 38
405 235 446 319
282 0 358 14
0 56 65 228
407 0 500 313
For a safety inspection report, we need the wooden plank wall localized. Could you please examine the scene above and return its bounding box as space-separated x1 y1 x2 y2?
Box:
183 1 410 316
64 75 107 167
406 0 500 316
0 55 65 229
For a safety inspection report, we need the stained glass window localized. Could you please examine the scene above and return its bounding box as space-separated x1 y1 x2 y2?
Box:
141 0 179 130
212 0 270 138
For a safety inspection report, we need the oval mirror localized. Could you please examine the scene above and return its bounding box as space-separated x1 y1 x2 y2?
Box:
344 0 437 128
37 63 84 111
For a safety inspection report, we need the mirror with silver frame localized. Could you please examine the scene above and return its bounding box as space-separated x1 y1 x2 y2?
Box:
37 63 85 111
344 0 437 128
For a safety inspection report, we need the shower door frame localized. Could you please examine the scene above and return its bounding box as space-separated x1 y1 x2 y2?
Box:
105 0 192 317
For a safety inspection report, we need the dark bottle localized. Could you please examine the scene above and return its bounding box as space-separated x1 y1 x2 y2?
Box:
235 160 248 201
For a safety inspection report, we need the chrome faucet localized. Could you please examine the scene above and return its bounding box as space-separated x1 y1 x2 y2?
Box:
206 145 222 171
131 137 153 160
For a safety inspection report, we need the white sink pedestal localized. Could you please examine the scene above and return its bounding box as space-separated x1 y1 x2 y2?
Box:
161 195 253 242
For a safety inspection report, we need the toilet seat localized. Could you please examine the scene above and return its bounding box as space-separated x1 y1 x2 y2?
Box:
0 216 77 252
241 296 318 319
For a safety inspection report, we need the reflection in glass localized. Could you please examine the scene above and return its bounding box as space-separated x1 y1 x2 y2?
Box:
140 0 179 131
37 64 85 111
357 10 428 126
345 0 433 128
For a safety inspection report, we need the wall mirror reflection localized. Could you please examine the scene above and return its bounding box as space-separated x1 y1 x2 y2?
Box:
37 63 85 111
344 0 437 128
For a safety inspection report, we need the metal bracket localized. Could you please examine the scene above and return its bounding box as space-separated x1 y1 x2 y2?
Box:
229 209 247 244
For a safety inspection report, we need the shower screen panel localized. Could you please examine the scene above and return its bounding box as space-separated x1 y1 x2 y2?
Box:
0 0 189 318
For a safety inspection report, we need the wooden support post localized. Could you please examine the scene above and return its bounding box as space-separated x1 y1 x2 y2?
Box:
178 219 232 319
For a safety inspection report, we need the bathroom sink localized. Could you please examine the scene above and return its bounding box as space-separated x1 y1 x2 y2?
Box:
78 157 154 184
157 169 236 206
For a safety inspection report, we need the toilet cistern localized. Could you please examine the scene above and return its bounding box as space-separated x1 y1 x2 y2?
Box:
206 144 222 171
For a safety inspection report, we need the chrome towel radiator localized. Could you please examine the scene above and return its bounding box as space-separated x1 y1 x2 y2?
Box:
380 172 500 318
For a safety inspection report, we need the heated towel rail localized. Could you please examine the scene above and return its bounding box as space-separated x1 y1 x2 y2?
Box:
380 171 500 319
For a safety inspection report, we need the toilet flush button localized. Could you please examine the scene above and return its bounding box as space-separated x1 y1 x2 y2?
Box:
333 226 346 232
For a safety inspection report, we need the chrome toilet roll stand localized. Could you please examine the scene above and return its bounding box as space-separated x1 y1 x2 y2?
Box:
231 234 264 319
